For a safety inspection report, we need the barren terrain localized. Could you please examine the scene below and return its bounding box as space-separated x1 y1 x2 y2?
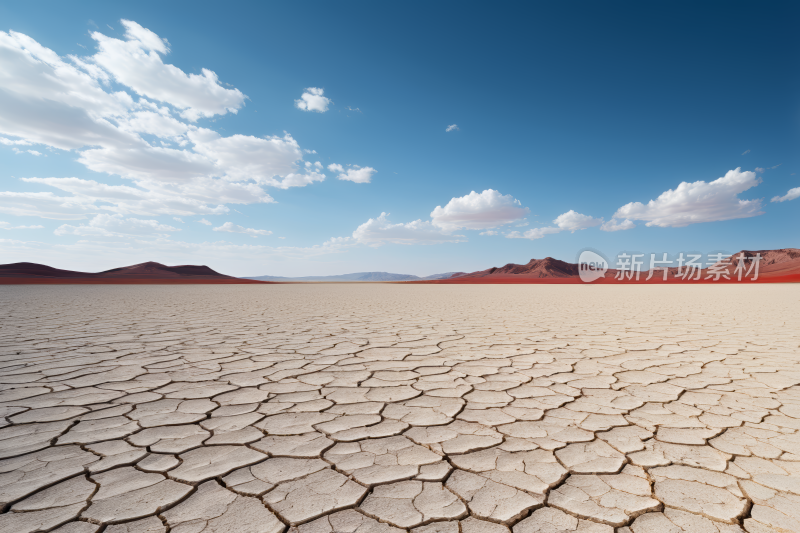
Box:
0 284 798 533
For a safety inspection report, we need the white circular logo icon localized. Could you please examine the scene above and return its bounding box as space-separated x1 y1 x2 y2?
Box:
578 250 608 283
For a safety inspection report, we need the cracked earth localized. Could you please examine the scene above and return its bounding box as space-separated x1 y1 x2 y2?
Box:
0 284 798 533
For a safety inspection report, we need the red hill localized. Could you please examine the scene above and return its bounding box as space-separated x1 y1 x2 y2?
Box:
454 257 578 278
0 261 267 284
97 262 232 279
442 248 800 284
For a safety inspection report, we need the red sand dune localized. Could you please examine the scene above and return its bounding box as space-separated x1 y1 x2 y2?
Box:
418 248 800 284
0 261 268 284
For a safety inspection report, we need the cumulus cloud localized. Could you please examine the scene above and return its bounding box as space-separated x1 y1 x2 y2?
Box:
198 218 212 225
771 187 800 203
446 124 459 132
338 167 376 184
173 217 184 223
352 213 465 246
0 21 330 224
76 129 308 185
506 210 602 240
54 213 179 237
552 210 603 232
213 222 272 237
274 171 326 189
326 163 375 184
0 28 138 151
613 168 763 227
600 218 635 232
91 20 246 121
430 189 529 231
295 87 331 113
479 230 498 236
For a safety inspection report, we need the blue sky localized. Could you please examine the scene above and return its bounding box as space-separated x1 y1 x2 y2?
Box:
1 1 798 276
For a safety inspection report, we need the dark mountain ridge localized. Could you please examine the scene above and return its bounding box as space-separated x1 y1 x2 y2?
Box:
0 261 263 284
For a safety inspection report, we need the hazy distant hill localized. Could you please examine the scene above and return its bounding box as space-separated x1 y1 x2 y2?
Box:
246 271 459 282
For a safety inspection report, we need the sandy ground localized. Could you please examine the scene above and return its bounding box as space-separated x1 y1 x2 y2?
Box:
0 284 798 533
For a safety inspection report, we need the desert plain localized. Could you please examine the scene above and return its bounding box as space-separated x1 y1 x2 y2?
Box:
0 283 799 533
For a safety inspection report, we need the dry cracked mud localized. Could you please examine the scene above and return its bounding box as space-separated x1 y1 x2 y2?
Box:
0 283 798 533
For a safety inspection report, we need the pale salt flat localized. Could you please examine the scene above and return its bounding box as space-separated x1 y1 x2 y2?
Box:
0 283 799 533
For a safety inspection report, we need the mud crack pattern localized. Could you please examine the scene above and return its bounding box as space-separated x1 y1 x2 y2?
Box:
0 284 798 533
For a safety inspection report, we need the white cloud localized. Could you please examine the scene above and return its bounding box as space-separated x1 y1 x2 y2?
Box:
327 163 375 184
295 87 331 113
0 29 138 150
91 20 246 121
771 187 800 203
337 166 376 184
0 177 271 220
613 168 763 227
267 171 326 189
0 221 44 230
173 217 184 223
0 137 31 145
76 129 307 186
600 218 635 232
12 147 44 156
352 213 465 246
552 210 603 232
446 124 459 132
506 226 563 240
0 22 328 223
479 230 498 236
755 167 765 173
742 149 750 155
505 210 602 240
198 218 212 225
54 213 179 237
213 222 272 237
431 189 529 231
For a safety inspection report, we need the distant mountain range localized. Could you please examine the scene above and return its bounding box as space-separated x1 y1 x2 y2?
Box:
3 249 798 285
0 262 265 284
246 272 460 282
435 248 800 283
